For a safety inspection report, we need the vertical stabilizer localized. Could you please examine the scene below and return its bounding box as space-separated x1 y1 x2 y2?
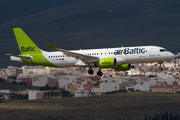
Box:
13 28 42 55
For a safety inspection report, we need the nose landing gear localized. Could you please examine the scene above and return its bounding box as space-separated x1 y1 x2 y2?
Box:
158 61 164 71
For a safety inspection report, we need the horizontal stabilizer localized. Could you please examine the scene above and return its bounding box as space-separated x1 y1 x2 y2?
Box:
5 54 31 60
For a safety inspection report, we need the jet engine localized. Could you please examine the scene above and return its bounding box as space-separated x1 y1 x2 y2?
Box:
99 57 117 68
114 64 131 71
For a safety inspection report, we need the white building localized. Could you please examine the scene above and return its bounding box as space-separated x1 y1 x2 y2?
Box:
0 90 10 94
32 75 57 87
58 77 71 88
91 82 120 93
33 76 48 87
134 83 150 91
28 90 43 100
75 90 90 97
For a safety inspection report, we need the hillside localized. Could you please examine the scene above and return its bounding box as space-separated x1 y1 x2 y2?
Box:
1 0 180 68
0 78 40 91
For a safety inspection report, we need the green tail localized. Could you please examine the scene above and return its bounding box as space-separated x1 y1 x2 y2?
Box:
12 28 57 67
13 28 42 55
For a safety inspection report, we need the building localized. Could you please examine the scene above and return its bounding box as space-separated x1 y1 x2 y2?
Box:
75 90 90 97
33 76 48 87
32 76 57 87
0 90 10 94
6 66 18 76
28 90 44 100
151 86 173 93
91 82 121 93
16 69 23 76
3 94 11 101
80 81 93 91
151 85 180 93
18 77 32 85
58 77 71 88
18 89 29 95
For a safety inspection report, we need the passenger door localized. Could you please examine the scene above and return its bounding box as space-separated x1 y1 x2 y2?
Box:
149 48 155 57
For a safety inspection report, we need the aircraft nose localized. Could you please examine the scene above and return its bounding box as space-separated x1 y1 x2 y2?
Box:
168 52 175 59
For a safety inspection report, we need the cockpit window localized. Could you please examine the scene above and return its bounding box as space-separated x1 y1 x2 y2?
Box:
160 49 164 52
160 49 168 52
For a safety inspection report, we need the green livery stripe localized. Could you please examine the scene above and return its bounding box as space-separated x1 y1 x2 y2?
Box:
22 53 58 67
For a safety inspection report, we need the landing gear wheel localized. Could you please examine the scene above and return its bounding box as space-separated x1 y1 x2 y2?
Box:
159 67 163 71
97 70 103 76
88 69 94 75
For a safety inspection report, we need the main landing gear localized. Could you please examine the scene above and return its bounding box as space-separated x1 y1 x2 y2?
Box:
97 69 103 76
88 68 103 76
88 68 94 75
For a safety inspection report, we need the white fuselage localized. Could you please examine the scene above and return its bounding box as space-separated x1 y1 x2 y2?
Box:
42 46 175 67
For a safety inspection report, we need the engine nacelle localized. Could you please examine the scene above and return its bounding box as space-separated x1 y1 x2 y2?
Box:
114 64 131 71
99 57 117 68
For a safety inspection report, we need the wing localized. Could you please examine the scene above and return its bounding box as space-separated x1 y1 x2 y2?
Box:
6 54 31 60
46 41 99 64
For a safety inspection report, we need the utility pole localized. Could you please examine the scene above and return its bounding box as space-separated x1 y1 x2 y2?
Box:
159 113 161 120
3 103 4 120
142 116 145 120
150 115 153 120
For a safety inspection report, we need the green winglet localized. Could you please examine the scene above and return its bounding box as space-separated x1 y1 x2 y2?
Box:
46 41 57 50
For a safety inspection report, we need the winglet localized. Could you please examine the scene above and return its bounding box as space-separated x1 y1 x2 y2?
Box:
46 41 57 50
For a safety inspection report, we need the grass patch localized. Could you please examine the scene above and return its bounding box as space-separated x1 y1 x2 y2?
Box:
0 92 180 119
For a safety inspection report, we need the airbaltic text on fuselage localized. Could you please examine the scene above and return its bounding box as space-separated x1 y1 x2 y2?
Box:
21 46 35 52
114 47 146 55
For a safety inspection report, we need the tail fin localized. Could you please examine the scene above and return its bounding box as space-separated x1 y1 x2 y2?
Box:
13 28 42 55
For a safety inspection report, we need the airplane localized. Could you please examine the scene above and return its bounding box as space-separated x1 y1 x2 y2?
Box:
6 28 175 76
